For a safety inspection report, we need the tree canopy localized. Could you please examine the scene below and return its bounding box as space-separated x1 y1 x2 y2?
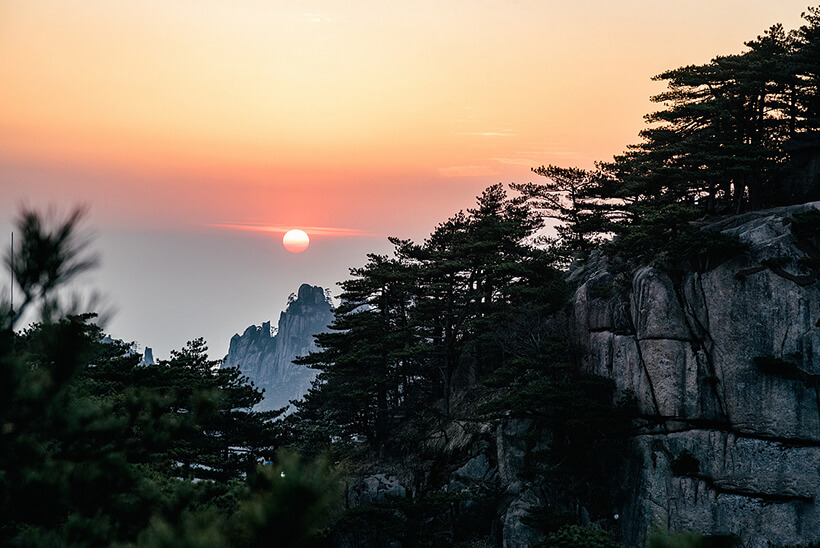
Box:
0 209 340 547
517 8 820 264
291 184 570 448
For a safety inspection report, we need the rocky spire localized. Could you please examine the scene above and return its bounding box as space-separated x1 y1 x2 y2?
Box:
222 284 334 412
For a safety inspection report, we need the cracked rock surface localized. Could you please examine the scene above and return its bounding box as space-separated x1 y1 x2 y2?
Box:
571 202 820 547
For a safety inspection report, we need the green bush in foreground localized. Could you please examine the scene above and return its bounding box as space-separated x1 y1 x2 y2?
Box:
541 525 625 548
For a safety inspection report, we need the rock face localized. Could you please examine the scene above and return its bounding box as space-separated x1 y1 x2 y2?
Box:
571 203 820 546
222 284 334 412
140 347 154 366
348 474 407 508
330 204 820 547
339 414 553 548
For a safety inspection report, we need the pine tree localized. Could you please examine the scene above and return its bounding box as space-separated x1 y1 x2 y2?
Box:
512 165 610 259
294 252 418 445
0 208 340 546
293 184 566 446
524 8 820 264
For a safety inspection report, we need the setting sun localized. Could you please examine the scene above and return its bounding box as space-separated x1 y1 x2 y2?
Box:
3 2 819 545
282 229 310 253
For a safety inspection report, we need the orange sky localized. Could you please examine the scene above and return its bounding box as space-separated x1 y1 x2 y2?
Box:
0 1 814 356
2 1 812 233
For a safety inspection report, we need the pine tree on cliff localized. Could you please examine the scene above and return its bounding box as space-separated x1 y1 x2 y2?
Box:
602 22 799 213
295 252 417 445
293 184 566 447
408 184 555 415
512 165 610 259
794 6 820 130
519 7 820 262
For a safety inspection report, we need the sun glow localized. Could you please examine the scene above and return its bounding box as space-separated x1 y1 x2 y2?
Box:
282 229 310 253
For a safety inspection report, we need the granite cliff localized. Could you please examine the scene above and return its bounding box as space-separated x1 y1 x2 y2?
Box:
222 284 333 412
336 203 820 547
572 202 820 546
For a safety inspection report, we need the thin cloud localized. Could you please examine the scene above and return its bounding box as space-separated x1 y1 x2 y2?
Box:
491 157 539 167
457 130 515 137
492 146 586 167
438 165 498 178
208 223 380 237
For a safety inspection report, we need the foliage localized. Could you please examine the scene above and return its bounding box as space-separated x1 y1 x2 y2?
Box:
287 184 634 542
7 207 98 325
11 10 820 540
516 7 820 264
540 525 626 548
512 165 611 259
479 327 632 531
231 451 343 547
790 208 820 241
0 209 342 547
521 508 577 535
333 491 490 547
650 531 741 548
293 184 569 447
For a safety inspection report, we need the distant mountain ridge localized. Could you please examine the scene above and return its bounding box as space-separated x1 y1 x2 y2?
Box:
221 284 334 412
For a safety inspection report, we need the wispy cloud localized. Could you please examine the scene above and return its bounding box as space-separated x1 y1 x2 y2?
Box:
491 157 538 167
457 130 515 137
491 145 585 168
208 223 379 237
437 165 498 178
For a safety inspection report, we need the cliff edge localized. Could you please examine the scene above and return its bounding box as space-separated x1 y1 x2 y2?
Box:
571 202 820 546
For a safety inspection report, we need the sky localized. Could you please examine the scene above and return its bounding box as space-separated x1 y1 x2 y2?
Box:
0 0 813 358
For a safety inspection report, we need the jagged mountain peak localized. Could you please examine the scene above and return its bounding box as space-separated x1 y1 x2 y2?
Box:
287 283 332 309
222 284 334 412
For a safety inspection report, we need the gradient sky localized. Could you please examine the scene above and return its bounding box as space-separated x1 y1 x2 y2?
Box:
0 1 813 358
